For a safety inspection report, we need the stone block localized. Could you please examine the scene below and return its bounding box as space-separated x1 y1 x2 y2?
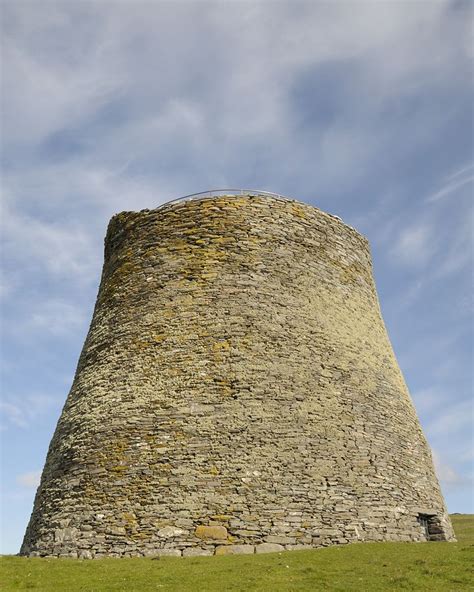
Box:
255 543 285 554
183 548 213 557
264 535 296 545
146 549 181 557
215 545 255 555
54 527 79 543
157 526 185 538
195 525 228 540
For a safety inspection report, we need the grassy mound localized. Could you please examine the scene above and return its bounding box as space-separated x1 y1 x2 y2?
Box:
1 515 473 591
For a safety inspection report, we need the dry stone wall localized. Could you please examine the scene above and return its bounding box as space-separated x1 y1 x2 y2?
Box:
21 194 455 558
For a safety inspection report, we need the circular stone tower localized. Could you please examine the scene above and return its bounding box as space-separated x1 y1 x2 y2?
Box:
21 192 455 558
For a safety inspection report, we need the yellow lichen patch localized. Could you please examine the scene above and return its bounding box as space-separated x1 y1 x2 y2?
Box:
152 333 167 343
212 236 236 245
291 204 309 219
200 272 218 280
168 239 190 251
173 431 187 440
99 259 141 304
212 340 230 352
133 339 151 349
110 464 127 473
195 525 228 540
213 377 233 397
122 512 137 524
220 198 249 208
156 463 171 473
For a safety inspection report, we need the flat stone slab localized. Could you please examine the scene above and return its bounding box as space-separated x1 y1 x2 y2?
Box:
195 525 228 540
157 526 184 538
215 545 255 555
183 548 213 557
265 535 296 545
255 543 285 554
146 549 181 557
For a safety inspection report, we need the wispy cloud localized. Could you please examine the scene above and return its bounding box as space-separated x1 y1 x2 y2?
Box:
0 394 61 431
2 194 100 285
426 173 474 203
425 399 473 437
0 402 29 429
412 387 445 416
432 450 471 490
29 299 87 337
431 216 473 280
391 223 435 266
447 163 474 181
16 471 41 489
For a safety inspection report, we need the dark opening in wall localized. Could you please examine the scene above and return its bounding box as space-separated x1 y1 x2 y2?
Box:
417 514 446 541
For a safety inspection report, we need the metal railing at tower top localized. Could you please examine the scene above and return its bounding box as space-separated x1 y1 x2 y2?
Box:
151 189 346 225
153 189 296 211
178 189 291 200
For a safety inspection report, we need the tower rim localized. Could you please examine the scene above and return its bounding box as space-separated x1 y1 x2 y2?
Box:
149 188 361 234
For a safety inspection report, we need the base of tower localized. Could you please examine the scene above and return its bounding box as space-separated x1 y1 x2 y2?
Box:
21 526 455 559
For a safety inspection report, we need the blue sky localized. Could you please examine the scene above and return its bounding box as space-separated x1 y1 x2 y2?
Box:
1 1 472 554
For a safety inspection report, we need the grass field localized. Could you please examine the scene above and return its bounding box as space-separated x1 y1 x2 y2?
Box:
1 515 472 591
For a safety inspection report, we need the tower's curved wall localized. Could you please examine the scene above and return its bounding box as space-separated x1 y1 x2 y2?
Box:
21 194 454 558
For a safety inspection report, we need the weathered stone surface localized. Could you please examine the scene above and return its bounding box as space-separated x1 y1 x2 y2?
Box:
20 193 455 557
195 525 228 540
255 543 285 554
150 549 182 557
182 548 213 557
264 535 296 545
215 545 255 555
157 526 185 538
54 528 79 543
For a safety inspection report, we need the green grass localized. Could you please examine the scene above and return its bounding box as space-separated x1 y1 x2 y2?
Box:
1 515 473 591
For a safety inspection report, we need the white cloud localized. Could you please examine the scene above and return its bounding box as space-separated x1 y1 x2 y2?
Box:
0 402 28 429
2 4 124 149
29 299 87 337
0 394 61 431
432 450 472 490
1 165 171 299
412 387 444 416
426 399 473 437
1 1 470 183
16 471 42 489
391 223 435 266
1 193 100 284
426 174 474 203
431 214 473 280
447 163 474 181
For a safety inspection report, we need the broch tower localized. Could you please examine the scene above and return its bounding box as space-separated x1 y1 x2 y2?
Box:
21 191 455 558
